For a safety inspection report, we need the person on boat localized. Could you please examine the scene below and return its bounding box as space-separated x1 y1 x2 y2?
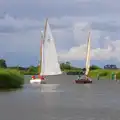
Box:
38 75 45 80
77 75 81 80
85 75 92 81
88 77 92 81
31 75 36 79
82 68 86 74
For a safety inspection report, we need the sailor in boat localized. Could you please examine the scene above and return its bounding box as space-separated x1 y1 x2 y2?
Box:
85 75 92 81
31 75 36 79
82 68 92 81
77 74 92 81
38 75 45 80
38 75 47 84
31 75 44 80
77 74 81 80
77 70 85 80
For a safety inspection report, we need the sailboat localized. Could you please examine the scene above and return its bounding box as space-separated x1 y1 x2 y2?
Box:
30 18 62 84
73 31 92 84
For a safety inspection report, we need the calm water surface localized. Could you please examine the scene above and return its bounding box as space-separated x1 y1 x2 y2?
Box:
0 75 120 120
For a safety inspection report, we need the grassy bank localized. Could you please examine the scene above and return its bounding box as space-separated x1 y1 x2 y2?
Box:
21 71 38 75
62 69 120 80
0 69 24 90
19 69 81 75
89 69 120 79
63 69 81 75
7 67 120 80
21 69 120 80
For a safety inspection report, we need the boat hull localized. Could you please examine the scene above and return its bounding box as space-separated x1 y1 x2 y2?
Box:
73 79 92 84
30 79 46 84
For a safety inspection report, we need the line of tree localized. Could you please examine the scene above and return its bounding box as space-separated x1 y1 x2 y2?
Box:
60 61 81 71
0 59 103 74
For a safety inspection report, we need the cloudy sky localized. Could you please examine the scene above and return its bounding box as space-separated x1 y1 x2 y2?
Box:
0 0 120 67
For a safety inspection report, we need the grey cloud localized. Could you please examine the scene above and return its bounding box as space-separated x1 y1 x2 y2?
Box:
0 14 71 34
0 0 120 19
0 26 16 33
0 25 41 33
0 14 41 33
91 22 120 32
50 24 70 29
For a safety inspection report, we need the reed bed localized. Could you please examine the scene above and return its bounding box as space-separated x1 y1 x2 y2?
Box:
0 69 24 90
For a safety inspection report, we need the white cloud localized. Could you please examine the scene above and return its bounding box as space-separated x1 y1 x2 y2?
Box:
59 39 120 62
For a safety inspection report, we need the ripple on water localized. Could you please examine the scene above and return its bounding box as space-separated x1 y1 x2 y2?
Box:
1 75 120 120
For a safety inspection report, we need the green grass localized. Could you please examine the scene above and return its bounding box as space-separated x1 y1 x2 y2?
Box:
89 69 120 79
21 69 81 75
63 69 81 72
0 68 24 90
19 68 120 80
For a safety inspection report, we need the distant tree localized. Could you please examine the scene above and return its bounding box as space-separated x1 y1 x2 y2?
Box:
60 62 82 71
16 65 20 70
60 62 72 70
82 68 86 71
65 61 71 70
60 63 65 70
0 59 7 68
28 66 37 73
90 65 101 70
66 61 71 66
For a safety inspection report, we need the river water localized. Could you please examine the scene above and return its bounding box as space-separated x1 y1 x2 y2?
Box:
0 75 120 120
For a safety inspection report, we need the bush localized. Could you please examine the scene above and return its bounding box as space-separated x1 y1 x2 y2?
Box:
63 69 81 75
66 71 80 75
90 65 101 70
0 69 24 90
89 69 110 79
23 71 38 75
116 72 120 79
99 72 108 77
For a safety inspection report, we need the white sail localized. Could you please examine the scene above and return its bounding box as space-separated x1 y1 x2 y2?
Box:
41 19 62 75
85 31 91 76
